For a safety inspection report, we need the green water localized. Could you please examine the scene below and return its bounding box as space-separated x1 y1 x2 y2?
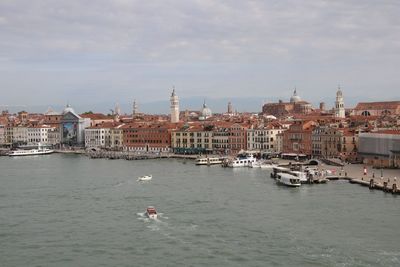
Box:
0 154 399 266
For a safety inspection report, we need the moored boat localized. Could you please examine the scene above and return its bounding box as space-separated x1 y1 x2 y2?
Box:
8 144 54 156
276 173 301 187
137 175 152 181
195 157 223 165
146 206 157 219
227 153 257 168
250 161 277 169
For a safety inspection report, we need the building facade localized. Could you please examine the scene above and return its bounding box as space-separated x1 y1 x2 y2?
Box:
283 120 315 156
358 131 400 168
247 124 285 153
60 105 90 146
353 101 400 117
122 123 171 152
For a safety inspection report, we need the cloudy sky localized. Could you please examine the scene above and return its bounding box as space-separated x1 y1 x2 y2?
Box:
0 0 399 112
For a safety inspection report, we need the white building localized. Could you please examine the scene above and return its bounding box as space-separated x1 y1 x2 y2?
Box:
334 87 345 118
27 125 54 145
0 124 5 145
84 126 111 148
247 123 286 153
170 87 179 123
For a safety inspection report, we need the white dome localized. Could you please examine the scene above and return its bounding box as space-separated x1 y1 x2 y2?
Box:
201 105 212 117
63 104 75 114
290 89 301 103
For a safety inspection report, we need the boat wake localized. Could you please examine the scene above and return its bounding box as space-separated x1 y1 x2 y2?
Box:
136 212 166 225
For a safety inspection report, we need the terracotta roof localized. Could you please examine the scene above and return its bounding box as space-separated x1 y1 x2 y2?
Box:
373 130 400 135
354 101 400 110
80 113 114 120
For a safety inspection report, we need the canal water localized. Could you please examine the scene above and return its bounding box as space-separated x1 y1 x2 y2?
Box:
0 154 399 267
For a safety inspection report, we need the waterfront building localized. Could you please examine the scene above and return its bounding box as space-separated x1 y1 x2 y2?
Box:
47 128 61 146
282 120 315 156
247 123 285 153
60 105 90 146
262 89 313 118
276 132 284 154
110 124 125 150
27 125 54 145
170 87 179 123
122 123 172 152
171 123 213 154
227 123 248 153
358 130 400 168
334 87 346 118
353 101 400 116
84 125 111 148
311 126 343 158
0 124 5 145
4 125 14 145
11 126 28 145
211 122 231 153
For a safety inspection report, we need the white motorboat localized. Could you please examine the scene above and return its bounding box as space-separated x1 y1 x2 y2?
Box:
8 144 54 156
276 173 301 187
250 161 276 169
195 157 223 165
227 154 257 168
146 206 157 219
137 175 152 181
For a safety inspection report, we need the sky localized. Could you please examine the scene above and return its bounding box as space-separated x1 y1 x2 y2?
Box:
0 0 400 113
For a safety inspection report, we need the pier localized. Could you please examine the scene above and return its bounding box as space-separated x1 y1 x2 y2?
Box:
86 150 198 160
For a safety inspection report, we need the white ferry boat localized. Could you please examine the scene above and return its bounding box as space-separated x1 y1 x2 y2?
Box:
137 175 152 181
276 173 301 187
195 157 223 165
146 206 157 219
288 171 308 183
8 144 54 157
227 154 257 168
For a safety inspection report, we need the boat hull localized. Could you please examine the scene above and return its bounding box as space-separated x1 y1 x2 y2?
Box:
8 150 54 156
138 175 152 181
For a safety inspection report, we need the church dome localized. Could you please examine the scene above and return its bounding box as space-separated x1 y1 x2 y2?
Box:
290 89 302 103
199 101 212 120
63 104 75 114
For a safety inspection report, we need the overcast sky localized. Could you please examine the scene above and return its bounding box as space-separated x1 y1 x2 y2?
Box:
0 0 399 112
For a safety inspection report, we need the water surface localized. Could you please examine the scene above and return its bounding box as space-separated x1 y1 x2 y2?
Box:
0 154 399 266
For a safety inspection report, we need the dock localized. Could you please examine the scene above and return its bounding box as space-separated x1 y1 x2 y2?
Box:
86 151 198 160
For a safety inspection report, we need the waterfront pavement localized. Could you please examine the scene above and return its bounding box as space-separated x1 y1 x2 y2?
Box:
304 162 400 188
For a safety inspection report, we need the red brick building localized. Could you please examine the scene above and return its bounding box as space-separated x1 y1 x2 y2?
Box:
283 120 315 156
122 123 174 152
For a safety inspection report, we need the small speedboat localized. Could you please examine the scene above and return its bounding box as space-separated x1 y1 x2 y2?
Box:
137 175 152 181
146 206 157 219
